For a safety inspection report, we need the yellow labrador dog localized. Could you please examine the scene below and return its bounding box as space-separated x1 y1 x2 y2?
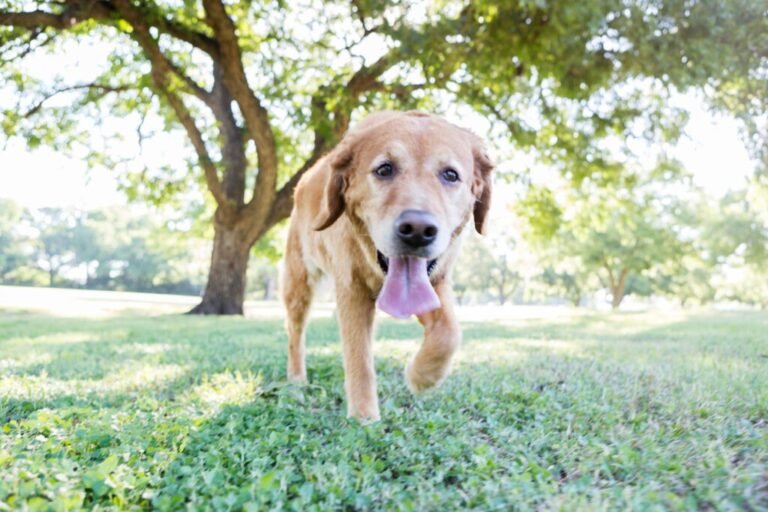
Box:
281 111 493 421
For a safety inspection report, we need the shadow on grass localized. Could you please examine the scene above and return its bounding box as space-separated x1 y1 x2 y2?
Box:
145 354 552 510
2 308 767 509
5 308 765 406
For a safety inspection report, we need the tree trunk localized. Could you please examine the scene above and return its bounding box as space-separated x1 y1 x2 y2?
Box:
497 284 507 305
610 287 623 309
48 264 56 287
85 261 96 288
188 222 251 315
609 269 629 310
262 275 276 300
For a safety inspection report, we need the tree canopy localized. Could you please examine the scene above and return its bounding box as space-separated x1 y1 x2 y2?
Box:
2 0 765 313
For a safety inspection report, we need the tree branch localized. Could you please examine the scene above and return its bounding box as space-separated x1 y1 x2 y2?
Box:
147 13 219 57
0 1 114 30
163 92 227 209
0 1 219 58
0 28 57 62
618 268 629 290
0 9 86 29
111 0 226 209
166 59 215 108
351 52 396 88
341 0 384 56
264 145 326 233
603 259 616 290
455 81 532 139
211 63 247 209
201 0 278 222
1 3 215 109
23 83 132 118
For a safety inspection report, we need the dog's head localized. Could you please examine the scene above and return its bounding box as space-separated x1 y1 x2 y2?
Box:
315 111 494 266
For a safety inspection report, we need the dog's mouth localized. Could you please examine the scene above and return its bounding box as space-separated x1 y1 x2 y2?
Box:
375 250 441 318
377 251 437 276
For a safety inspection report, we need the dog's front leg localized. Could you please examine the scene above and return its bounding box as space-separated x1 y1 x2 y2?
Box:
336 282 380 421
407 280 461 393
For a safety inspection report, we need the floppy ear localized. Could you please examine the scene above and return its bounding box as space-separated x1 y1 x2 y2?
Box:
471 145 494 234
314 143 354 231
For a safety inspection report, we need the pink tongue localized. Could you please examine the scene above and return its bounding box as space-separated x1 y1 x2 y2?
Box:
376 256 441 319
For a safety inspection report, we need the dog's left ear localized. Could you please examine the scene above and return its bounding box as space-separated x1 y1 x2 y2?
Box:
314 143 354 231
471 144 494 234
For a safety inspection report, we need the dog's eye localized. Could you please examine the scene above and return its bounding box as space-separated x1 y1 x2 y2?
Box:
374 162 395 179
440 168 460 183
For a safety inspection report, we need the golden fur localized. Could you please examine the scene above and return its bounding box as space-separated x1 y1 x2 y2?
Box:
281 111 493 421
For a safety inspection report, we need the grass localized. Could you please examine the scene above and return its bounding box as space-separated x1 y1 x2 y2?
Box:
0 300 767 510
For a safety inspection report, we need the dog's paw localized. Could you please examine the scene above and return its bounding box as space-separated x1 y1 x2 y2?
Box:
405 358 447 394
347 405 380 423
349 413 381 424
287 372 308 385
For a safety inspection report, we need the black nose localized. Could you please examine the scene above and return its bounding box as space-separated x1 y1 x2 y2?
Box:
395 210 439 248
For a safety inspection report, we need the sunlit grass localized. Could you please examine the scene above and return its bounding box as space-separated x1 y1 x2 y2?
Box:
0 299 766 510
0 364 187 400
187 372 264 412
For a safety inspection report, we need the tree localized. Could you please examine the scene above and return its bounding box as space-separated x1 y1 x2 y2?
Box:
703 188 768 271
572 196 684 309
642 195 716 307
247 257 279 301
537 264 591 307
483 242 523 306
246 228 284 301
0 199 24 280
72 207 208 293
2 1 764 313
518 164 692 309
1 204 209 293
651 254 716 307
29 208 79 287
454 232 522 305
704 183 768 308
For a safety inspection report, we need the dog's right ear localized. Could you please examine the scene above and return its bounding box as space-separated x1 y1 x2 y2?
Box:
471 144 494 235
314 143 354 231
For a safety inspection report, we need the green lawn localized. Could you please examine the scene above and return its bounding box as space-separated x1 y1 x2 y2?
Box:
0 305 766 510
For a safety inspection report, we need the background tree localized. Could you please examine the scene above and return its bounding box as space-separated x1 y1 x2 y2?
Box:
537 264 592 307
651 255 716 307
78 208 208 293
2 0 765 314
642 195 716 307
245 230 284 301
482 236 523 306
518 163 693 309
705 184 768 309
0 199 25 281
0 205 208 294
454 232 523 305
704 188 768 271
452 234 488 304
30 208 79 287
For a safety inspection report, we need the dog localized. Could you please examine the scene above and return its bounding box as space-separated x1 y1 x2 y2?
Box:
281 111 493 421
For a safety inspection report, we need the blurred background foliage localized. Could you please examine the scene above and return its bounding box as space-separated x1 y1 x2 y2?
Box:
0 199 280 299
1 181 766 309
